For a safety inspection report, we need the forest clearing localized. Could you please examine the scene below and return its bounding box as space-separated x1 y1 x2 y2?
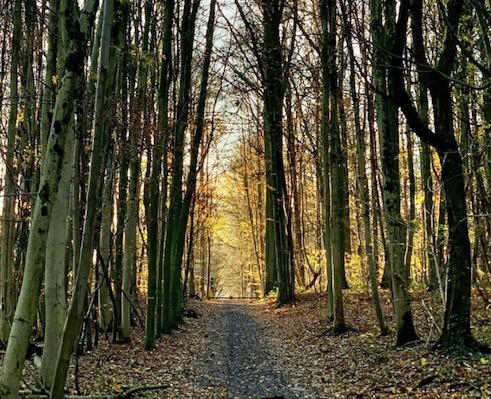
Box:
1 0 491 397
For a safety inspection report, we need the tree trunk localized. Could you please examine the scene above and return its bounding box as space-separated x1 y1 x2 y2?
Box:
0 1 98 396
50 0 114 395
97 144 115 333
40 117 74 389
163 0 200 332
0 0 21 345
370 0 417 345
390 0 475 352
263 0 295 305
342 0 388 335
320 0 345 330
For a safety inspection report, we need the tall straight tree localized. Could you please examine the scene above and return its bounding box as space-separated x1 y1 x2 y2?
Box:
341 0 388 336
145 0 173 347
319 0 346 331
0 0 21 345
262 0 295 305
163 0 200 332
50 0 115 394
390 0 477 352
155 0 174 337
369 0 418 345
0 0 98 396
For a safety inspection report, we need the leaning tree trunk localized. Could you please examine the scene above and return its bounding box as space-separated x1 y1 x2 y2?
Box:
176 0 217 311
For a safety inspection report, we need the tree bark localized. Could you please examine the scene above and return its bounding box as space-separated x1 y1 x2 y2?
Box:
370 0 417 345
390 0 476 352
0 0 21 345
0 1 98 396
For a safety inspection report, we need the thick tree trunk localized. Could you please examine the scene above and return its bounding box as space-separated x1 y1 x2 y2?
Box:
121 144 139 343
153 0 173 340
320 0 345 329
40 118 73 389
390 0 475 352
50 0 114 395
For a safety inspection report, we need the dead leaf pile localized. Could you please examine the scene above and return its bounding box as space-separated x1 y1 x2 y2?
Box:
252 291 491 398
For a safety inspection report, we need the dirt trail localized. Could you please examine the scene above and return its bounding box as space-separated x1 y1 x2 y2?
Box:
196 300 315 398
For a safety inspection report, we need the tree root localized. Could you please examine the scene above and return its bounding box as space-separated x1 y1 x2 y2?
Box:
433 336 491 357
316 324 358 338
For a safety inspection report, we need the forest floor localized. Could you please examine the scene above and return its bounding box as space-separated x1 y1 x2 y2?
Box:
11 290 491 398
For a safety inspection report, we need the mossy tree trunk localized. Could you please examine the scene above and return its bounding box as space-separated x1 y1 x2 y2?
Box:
0 1 98 396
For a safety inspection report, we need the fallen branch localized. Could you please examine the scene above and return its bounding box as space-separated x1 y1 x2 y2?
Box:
118 384 170 398
421 299 442 336
20 384 170 399
416 374 438 388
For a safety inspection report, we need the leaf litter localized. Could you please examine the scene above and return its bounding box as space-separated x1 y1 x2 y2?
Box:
4 291 491 398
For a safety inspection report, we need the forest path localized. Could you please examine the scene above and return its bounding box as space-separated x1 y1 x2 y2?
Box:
199 300 311 399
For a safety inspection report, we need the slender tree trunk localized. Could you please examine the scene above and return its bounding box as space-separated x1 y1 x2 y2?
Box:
163 0 200 332
342 0 388 335
154 0 173 340
98 144 115 334
370 0 417 345
0 0 21 345
0 2 98 396
404 129 416 280
286 87 305 288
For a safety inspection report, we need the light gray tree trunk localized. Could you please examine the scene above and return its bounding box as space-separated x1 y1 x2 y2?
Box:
50 0 113 395
98 144 115 332
40 116 74 389
0 0 98 395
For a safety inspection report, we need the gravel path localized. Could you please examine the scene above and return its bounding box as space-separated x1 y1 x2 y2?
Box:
194 301 311 399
